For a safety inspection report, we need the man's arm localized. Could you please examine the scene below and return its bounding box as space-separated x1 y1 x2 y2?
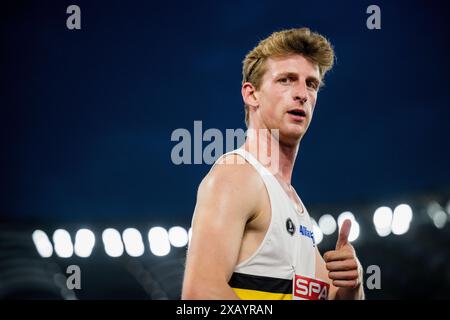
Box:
315 220 365 300
182 155 263 299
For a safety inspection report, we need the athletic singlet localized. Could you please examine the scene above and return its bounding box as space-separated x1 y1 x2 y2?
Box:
210 148 330 300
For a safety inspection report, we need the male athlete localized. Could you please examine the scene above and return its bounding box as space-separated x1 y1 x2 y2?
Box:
182 28 364 300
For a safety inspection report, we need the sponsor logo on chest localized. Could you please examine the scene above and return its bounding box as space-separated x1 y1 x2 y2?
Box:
299 224 315 246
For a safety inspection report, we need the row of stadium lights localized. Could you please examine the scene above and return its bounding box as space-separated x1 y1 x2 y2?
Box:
32 201 449 258
311 204 413 245
312 201 450 245
32 226 192 258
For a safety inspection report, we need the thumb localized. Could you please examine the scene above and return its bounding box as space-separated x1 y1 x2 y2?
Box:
336 219 352 250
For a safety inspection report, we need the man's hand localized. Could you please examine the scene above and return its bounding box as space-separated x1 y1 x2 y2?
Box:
323 219 363 292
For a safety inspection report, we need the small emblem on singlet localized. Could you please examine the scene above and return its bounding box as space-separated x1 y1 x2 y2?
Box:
286 218 295 236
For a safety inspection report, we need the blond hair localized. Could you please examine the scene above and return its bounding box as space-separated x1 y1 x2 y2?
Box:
242 28 335 126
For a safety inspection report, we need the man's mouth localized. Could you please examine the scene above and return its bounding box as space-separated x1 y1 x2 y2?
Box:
287 108 306 120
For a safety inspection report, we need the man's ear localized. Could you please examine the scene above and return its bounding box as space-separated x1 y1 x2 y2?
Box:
242 82 259 110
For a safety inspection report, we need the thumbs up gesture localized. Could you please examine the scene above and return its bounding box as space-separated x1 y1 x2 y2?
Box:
323 219 363 289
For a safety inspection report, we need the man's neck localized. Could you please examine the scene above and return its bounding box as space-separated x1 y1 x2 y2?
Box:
243 128 300 185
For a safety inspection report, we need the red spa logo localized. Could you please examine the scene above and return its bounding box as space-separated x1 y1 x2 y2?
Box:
294 275 329 300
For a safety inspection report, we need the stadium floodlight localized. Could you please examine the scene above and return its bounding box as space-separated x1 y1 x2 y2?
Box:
318 214 337 235
102 228 124 257
122 228 145 257
168 226 189 247
426 201 447 229
392 204 413 235
311 219 323 245
32 230 53 258
53 229 74 258
432 210 447 229
188 227 193 247
427 201 442 219
148 227 170 256
74 229 96 258
373 206 393 237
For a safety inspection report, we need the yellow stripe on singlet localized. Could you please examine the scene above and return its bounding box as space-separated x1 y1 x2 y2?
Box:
228 272 292 300
232 288 292 300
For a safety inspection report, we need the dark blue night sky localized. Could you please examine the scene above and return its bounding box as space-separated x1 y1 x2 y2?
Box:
1 0 449 224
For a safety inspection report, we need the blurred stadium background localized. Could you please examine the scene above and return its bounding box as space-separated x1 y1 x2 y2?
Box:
1 191 450 299
1 0 450 299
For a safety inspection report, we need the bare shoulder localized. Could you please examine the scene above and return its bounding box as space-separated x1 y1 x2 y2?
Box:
196 153 265 219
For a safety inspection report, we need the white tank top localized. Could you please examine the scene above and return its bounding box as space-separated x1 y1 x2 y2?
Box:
210 148 329 300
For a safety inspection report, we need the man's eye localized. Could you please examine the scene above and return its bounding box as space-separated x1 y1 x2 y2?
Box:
278 77 290 84
307 81 318 90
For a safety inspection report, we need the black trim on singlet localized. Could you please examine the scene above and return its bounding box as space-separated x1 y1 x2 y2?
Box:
228 272 292 294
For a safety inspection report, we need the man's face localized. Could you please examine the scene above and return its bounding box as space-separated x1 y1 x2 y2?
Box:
252 54 321 146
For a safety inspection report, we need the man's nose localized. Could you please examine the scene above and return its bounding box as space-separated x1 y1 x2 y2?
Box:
293 81 308 105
